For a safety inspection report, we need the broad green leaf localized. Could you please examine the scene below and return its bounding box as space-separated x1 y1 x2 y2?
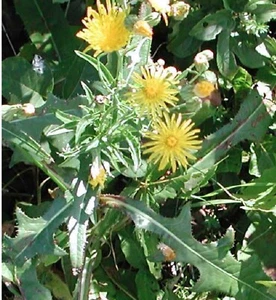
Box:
14 0 84 96
243 212 276 268
16 260 52 300
37 265 73 300
135 269 160 300
232 67 252 94
241 167 276 213
232 38 266 69
217 147 242 174
250 3 276 23
167 11 203 58
3 193 73 266
2 57 53 106
119 227 148 269
14 0 79 62
190 10 235 41
217 30 238 79
102 197 273 299
190 90 273 174
249 137 276 177
62 53 100 99
223 0 249 12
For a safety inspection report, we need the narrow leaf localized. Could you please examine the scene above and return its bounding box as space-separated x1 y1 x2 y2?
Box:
190 90 273 174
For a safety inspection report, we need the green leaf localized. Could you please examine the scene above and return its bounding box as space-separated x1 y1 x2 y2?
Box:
119 228 148 269
190 90 273 173
75 51 115 87
241 167 276 213
16 260 52 300
2 120 53 164
232 67 253 94
217 30 238 79
14 0 79 63
167 11 203 57
68 180 97 271
190 10 235 41
37 265 73 300
2 57 53 106
223 0 249 12
102 197 273 299
14 0 86 97
3 193 73 266
243 212 276 269
232 38 266 69
249 137 276 177
250 3 276 23
135 269 160 300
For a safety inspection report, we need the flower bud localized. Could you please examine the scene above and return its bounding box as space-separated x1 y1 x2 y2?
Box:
169 1 190 21
22 103 35 116
133 20 153 38
193 81 215 98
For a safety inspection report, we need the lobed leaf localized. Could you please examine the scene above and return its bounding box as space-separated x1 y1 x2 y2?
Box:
102 197 273 299
3 193 73 266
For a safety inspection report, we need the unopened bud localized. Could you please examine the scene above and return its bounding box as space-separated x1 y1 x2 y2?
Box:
169 1 190 21
133 20 153 38
22 103 35 116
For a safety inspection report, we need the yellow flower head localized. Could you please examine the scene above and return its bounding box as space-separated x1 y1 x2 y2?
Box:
143 113 202 172
148 0 171 25
128 60 180 117
193 80 216 98
77 0 131 56
89 158 107 189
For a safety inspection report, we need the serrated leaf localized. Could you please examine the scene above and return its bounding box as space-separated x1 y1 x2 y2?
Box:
3 193 73 266
2 120 53 164
16 260 52 300
190 90 273 174
2 57 53 106
68 180 98 270
102 197 273 299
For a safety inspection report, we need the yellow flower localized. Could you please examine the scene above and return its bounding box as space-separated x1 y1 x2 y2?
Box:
128 60 180 117
143 113 202 172
76 0 131 56
148 0 170 25
193 81 216 98
89 158 107 189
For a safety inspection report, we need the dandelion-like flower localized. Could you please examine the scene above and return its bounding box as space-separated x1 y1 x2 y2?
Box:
128 60 180 117
148 0 171 25
193 80 215 98
76 0 131 56
143 113 202 172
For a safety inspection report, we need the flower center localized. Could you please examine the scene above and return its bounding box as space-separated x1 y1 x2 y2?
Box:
166 136 178 147
143 79 164 100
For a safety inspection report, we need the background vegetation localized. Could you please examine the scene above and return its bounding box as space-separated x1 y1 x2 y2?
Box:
2 0 276 299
